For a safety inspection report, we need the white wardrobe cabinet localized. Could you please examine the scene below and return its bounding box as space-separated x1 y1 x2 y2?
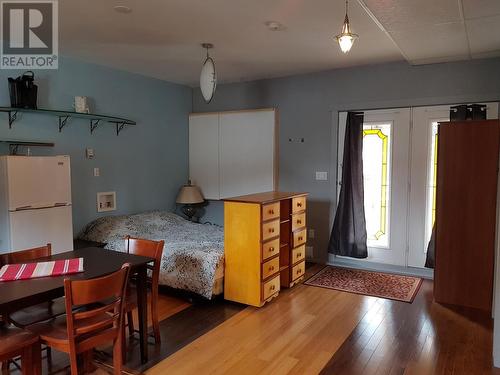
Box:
189 108 278 200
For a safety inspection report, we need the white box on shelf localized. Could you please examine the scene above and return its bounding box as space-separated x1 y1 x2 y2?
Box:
97 191 116 212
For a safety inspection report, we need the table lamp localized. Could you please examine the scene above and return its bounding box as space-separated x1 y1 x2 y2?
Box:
176 181 204 221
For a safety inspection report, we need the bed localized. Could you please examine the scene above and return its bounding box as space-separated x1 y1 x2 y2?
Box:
77 211 224 299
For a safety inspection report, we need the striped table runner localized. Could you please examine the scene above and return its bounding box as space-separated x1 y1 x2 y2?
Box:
0 258 84 282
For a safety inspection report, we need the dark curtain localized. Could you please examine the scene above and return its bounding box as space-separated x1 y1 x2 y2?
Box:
328 111 368 258
425 225 435 268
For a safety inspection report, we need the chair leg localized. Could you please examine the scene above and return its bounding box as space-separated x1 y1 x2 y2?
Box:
46 346 52 369
32 343 42 375
113 337 123 375
82 350 93 373
69 351 78 375
1 360 10 375
151 290 161 344
121 321 127 364
126 312 134 337
20 346 32 375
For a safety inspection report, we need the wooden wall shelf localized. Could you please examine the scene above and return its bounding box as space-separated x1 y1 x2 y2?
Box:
0 107 136 136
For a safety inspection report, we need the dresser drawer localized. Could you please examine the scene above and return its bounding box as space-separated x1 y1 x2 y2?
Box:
262 238 280 261
262 275 280 301
293 228 307 247
262 219 280 241
291 244 306 264
291 212 306 231
262 256 279 280
292 196 306 214
262 202 280 222
292 261 306 281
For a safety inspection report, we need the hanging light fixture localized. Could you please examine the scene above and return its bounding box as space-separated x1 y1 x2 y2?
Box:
335 0 358 53
200 43 217 103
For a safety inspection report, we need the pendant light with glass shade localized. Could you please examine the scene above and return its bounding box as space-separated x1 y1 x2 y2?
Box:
335 0 358 53
200 43 217 103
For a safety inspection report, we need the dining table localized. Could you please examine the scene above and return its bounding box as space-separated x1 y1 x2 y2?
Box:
0 247 154 364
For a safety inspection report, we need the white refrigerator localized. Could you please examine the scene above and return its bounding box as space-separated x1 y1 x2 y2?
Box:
0 155 74 254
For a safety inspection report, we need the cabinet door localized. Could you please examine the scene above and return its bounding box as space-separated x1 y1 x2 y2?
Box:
189 114 220 200
435 120 500 312
219 110 276 199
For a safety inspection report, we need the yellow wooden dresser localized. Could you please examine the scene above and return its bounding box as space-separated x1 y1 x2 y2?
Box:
223 191 308 307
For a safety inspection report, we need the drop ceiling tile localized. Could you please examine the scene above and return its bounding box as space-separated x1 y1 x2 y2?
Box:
362 0 462 32
462 0 500 20
466 14 500 55
388 21 469 63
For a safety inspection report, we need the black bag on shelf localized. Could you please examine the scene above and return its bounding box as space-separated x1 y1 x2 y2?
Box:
468 104 487 120
7 71 38 109
450 105 467 121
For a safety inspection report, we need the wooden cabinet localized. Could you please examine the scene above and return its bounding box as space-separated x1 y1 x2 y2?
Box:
224 191 308 307
434 120 500 312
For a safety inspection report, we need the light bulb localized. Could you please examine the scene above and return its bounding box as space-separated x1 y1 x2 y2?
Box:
338 34 355 53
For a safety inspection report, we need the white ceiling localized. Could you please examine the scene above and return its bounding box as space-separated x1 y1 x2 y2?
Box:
59 0 500 86
361 0 500 64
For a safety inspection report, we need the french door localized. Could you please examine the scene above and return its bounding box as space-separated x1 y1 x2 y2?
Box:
338 108 410 266
337 103 498 269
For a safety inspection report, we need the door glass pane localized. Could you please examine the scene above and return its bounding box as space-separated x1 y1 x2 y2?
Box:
425 121 439 249
362 123 392 248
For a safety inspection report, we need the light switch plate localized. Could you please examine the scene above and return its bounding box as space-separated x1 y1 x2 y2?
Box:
93 167 100 177
315 171 328 181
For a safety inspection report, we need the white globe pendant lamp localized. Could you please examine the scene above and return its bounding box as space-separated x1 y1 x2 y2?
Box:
335 0 358 53
200 43 217 103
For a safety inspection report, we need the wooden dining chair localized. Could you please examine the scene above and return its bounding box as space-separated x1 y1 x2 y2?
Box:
1 244 67 329
124 236 164 344
27 263 131 375
0 325 41 375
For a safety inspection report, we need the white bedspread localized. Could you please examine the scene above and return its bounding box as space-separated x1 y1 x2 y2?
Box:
78 211 224 299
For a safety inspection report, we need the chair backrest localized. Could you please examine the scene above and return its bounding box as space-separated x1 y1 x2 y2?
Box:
0 244 51 267
63 263 131 350
125 236 164 288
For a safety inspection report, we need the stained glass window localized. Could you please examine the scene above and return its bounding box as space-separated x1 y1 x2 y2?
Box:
362 123 392 248
425 121 439 249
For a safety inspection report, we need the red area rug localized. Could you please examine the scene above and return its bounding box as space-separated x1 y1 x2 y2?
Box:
305 266 422 303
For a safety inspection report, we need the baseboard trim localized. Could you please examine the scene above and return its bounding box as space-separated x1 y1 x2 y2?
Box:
328 254 434 279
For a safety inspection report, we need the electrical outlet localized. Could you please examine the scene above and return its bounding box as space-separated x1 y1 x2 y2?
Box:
315 171 328 181
94 167 100 177
308 229 315 239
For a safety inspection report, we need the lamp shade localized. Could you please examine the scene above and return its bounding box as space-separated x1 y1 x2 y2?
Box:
176 184 204 204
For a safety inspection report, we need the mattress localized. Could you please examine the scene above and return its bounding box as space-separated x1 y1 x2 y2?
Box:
78 211 224 299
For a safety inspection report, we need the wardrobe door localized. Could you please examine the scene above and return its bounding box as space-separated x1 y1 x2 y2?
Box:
435 120 500 312
189 113 220 200
219 109 277 199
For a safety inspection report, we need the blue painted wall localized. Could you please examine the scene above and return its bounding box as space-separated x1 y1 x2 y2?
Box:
193 57 500 261
0 57 192 234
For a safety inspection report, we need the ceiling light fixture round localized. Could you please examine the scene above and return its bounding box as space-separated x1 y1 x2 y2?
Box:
264 21 286 31
113 5 132 14
200 43 217 104
335 0 358 53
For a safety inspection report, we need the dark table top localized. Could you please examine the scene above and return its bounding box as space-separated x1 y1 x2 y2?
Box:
0 247 153 312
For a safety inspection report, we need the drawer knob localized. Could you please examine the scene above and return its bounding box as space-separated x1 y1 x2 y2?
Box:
270 285 276 291
298 236 303 241
297 269 302 275
270 228 275 233
297 253 302 257
297 220 302 224
269 247 275 252
269 266 275 271
269 210 274 214
297 202 302 207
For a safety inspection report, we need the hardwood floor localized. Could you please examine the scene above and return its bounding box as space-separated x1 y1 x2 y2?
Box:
147 272 499 375
11 266 500 375
321 280 500 375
